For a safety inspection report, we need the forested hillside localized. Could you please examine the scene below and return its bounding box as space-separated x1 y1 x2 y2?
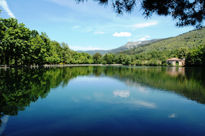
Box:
78 39 160 55
121 28 205 55
109 39 160 53
118 28 205 65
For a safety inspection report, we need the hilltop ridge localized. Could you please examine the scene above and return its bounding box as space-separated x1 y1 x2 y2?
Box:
78 27 205 56
77 39 160 55
120 27 205 55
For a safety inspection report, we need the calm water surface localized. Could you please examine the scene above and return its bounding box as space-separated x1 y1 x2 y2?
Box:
0 66 205 136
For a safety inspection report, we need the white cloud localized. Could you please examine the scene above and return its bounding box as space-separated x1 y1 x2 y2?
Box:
168 113 176 118
138 35 150 41
113 32 132 37
94 31 105 35
113 90 130 98
0 0 15 18
132 21 158 29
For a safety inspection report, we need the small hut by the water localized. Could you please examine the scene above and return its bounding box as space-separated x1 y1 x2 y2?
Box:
166 58 185 66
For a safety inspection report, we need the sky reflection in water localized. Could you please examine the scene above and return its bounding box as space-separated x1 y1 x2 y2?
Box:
0 66 205 136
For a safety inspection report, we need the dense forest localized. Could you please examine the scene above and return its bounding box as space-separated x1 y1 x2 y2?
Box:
0 17 204 66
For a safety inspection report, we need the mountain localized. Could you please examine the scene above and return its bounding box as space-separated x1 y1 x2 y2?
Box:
78 50 108 55
77 39 160 55
78 27 205 56
109 39 160 53
120 27 205 55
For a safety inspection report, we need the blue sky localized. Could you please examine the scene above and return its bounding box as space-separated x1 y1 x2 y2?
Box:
0 0 195 50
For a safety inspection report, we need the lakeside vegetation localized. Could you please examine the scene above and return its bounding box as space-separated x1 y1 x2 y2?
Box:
0 17 205 66
0 18 94 65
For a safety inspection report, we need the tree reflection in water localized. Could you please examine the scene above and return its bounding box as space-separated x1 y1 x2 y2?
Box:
0 66 205 128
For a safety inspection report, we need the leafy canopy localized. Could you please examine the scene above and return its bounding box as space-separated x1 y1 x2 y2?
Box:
77 0 205 27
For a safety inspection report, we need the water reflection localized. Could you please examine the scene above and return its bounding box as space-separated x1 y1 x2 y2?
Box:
113 90 130 98
168 113 176 118
0 66 205 134
166 67 185 76
0 115 9 135
125 100 157 109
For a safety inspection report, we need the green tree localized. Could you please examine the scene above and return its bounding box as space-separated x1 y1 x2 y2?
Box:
0 18 25 65
45 41 61 64
60 42 71 64
78 0 205 27
103 53 115 64
186 44 205 66
93 53 102 64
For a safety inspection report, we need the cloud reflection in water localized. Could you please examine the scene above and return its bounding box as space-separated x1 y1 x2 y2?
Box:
113 90 130 98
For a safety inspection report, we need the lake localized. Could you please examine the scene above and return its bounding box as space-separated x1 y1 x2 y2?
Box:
0 66 205 136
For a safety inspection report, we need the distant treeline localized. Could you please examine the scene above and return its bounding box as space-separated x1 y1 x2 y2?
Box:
119 44 205 66
0 18 204 66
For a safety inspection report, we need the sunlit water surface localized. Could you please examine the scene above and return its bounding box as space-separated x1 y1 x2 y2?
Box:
0 66 205 136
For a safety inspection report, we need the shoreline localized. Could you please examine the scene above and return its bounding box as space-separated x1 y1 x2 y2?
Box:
44 64 123 68
0 64 123 69
0 64 202 69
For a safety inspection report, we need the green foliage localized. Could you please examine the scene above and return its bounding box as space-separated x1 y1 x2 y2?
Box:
114 54 132 65
78 0 205 27
186 44 205 66
102 53 115 64
0 18 93 65
0 17 204 66
93 53 102 64
123 28 205 56
119 28 205 66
